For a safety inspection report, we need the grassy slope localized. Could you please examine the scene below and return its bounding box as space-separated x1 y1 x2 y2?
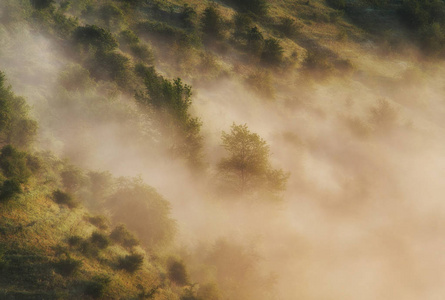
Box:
0 0 434 299
0 185 172 299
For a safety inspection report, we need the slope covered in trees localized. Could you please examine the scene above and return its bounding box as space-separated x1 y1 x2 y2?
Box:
2 0 445 299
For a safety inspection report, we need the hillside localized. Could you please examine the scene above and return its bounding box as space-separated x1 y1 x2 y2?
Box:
1 0 445 299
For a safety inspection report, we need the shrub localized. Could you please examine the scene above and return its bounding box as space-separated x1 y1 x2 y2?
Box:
84 275 110 299
326 0 346 10
87 215 110 230
54 257 82 276
201 4 224 41
0 145 32 183
0 179 22 202
73 25 118 52
130 44 154 64
180 4 198 29
31 0 54 10
225 0 268 16
168 259 188 286
68 235 83 247
118 29 140 46
110 224 139 250
277 17 298 38
90 232 111 249
52 190 78 208
79 240 99 258
118 253 144 273
89 50 131 87
261 38 284 65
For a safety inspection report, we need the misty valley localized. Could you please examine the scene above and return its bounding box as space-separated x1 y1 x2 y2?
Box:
1 0 445 299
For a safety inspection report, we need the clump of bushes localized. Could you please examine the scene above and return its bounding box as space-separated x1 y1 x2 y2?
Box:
84 275 110 299
90 231 111 249
87 215 110 230
52 190 78 208
117 253 144 273
261 38 284 66
110 224 140 250
168 259 189 286
0 179 22 202
53 256 82 277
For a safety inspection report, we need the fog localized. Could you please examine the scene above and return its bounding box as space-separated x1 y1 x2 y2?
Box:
2 20 445 300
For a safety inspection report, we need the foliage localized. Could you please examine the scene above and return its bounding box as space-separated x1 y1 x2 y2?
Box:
225 0 268 17
68 235 83 247
31 0 54 10
118 253 144 273
233 12 254 40
107 179 176 248
168 259 189 286
326 0 346 10
73 25 118 52
89 50 131 87
84 275 111 298
0 72 37 149
54 256 82 276
90 231 111 249
130 43 154 64
201 4 224 41
0 179 22 201
0 145 32 183
110 224 140 250
276 17 299 38
99 4 124 28
136 20 198 47
180 4 198 30
261 38 284 66
218 124 288 197
87 215 110 230
246 26 264 54
60 167 85 193
52 189 79 208
135 64 203 165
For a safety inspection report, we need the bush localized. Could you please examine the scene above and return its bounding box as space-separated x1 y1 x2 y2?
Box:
84 275 110 299
261 38 284 65
326 0 346 10
0 145 32 183
52 190 78 208
79 240 99 258
54 257 82 276
73 25 118 52
277 17 298 38
201 4 224 41
89 50 131 87
110 224 140 250
31 0 54 10
87 215 110 230
90 232 111 249
130 44 154 64
67 235 83 247
226 0 268 16
0 179 22 201
118 253 144 273
168 259 189 286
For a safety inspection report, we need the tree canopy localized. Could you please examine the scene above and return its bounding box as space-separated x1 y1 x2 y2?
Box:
218 123 288 199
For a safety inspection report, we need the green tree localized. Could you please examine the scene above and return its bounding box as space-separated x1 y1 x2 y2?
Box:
261 38 284 66
73 25 118 52
201 4 224 41
0 72 37 149
218 123 288 197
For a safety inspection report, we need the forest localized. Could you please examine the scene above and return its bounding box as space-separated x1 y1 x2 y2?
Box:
1 0 445 299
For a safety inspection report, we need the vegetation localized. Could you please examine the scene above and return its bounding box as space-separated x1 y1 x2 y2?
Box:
218 124 289 198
